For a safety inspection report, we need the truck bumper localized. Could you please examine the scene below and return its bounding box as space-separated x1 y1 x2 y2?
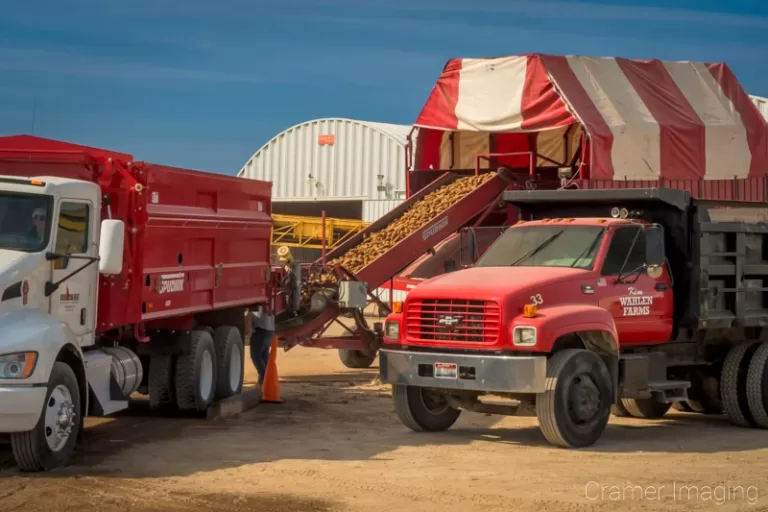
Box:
380 349 548 393
0 385 46 432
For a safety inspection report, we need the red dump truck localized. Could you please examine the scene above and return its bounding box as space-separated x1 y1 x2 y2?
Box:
381 187 768 446
0 135 272 471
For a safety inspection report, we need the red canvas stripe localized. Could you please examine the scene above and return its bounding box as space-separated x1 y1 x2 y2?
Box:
520 55 577 131
616 58 705 180
707 63 768 178
414 59 462 130
540 54 614 180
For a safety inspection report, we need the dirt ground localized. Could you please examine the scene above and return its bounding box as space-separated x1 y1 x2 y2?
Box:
2 344 768 512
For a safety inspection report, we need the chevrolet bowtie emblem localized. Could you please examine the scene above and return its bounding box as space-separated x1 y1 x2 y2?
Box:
436 315 462 327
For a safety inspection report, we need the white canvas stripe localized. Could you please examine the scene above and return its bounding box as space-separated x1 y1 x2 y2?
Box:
565 56 661 180
663 62 752 179
455 56 528 132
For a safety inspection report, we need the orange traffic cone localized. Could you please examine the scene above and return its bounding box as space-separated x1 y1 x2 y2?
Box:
261 335 281 403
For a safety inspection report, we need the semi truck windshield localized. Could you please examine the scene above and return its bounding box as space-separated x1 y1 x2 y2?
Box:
475 225 605 269
0 193 51 252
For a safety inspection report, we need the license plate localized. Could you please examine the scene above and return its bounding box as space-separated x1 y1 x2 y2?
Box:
434 362 458 379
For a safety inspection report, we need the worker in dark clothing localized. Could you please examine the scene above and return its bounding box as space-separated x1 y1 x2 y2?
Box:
250 304 275 385
277 246 302 315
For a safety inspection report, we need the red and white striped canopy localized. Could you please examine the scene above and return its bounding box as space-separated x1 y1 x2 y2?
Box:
413 54 768 181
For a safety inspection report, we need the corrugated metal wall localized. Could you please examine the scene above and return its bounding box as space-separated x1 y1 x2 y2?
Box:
750 95 768 122
362 199 404 223
238 118 411 208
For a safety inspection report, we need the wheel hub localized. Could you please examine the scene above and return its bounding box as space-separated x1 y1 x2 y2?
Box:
200 350 214 401
45 385 76 452
568 374 601 423
229 345 242 392
419 389 449 415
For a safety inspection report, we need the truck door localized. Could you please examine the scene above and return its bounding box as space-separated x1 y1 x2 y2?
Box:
50 200 98 345
597 225 674 345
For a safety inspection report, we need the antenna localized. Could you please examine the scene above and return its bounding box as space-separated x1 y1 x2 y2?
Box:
31 97 37 135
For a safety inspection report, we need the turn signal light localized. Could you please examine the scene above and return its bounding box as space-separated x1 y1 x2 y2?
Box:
523 304 537 318
392 301 403 313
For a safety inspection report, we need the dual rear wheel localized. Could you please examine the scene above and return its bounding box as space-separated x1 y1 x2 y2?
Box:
720 341 768 429
148 325 244 414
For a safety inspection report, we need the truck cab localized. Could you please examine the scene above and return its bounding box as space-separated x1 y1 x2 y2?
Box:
381 187 768 448
0 176 124 466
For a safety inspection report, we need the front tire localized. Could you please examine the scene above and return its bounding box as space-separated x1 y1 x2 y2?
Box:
174 330 217 414
11 362 82 472
621 398 671 419
212 326 245 400
536 349 612 448
392 384 461 432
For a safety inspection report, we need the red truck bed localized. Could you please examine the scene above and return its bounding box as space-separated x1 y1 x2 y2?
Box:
0 135 272 334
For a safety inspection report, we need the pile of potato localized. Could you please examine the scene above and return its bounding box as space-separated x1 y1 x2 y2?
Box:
327 172 497 274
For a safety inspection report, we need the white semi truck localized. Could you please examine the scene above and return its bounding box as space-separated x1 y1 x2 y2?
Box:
0 141 272 471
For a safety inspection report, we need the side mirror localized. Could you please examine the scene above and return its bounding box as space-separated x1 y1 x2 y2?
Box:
99 219 125 275
645 224 665 269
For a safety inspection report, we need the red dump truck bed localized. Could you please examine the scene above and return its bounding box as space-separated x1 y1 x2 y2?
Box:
0 135 272 334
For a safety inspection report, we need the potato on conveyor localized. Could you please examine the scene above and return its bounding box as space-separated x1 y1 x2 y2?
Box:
296 172 496 308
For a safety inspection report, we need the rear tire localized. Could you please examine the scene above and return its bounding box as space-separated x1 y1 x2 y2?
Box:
621 398 671 419
392 384 461 432
745 342 768 429
672 401 693 412
685 399 721 415
11 362 82 472
721 341 759 428
611 400 631 417
536 349 612 448
174 330 217 414
148 355 175 410
212 326 245 400
339 349 377 369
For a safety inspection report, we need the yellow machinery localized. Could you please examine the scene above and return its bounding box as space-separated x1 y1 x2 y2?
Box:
272 214 369 250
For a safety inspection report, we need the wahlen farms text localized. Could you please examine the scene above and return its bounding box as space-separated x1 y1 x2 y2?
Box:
620 295 654 316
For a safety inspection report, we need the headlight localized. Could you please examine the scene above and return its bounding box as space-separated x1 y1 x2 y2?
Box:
0 352 38 379
385 321 400 340
513 327 537 347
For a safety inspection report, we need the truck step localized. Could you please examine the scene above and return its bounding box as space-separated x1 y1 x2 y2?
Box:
648 380 691 404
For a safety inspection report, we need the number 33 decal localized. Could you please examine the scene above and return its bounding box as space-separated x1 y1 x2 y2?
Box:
530 294 544 305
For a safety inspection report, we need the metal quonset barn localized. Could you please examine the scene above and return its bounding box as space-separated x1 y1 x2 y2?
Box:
237 118 412 223
752 95 768 121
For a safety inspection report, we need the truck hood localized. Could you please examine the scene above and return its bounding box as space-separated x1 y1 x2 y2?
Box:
409 266 589 302
0 249 47 293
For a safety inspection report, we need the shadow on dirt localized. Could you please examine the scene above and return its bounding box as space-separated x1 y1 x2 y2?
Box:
2 379 767 480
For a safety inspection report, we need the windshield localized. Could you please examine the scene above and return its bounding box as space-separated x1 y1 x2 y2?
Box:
0 193 51 252
475 225 605 269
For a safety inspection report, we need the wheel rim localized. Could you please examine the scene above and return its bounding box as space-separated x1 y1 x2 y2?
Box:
229 344 242 392
567 373 602 425
44 384 76 452
418 388 449 415
200 350 214 401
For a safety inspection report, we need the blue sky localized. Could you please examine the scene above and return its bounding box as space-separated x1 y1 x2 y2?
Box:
1 0 767 174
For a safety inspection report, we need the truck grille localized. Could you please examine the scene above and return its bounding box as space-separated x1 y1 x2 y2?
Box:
405 299 501 343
